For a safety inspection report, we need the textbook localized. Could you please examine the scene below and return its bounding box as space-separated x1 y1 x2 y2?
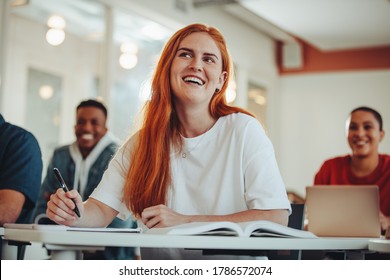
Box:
145 220 317 238
3 223 142 233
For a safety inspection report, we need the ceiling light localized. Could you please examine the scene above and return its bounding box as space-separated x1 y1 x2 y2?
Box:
46 28 65 46
119 53 138 70
47 15 66 29
39 85 54 99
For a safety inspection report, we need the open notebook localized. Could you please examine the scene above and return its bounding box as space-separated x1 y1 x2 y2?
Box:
305 185 381 237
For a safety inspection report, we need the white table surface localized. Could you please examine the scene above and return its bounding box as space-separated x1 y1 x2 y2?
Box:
368 238 390 253
4 227 373 251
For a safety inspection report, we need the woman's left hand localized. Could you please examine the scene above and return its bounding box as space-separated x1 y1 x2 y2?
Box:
379 211 390 232
141 204 190 228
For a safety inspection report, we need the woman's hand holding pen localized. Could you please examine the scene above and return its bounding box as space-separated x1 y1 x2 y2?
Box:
46 188 83 226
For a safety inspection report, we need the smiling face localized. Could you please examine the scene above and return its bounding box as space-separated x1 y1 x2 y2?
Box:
74 106 107 158
347 110 384 158
170 32 227 109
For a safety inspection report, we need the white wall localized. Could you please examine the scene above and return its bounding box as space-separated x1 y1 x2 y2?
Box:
276 70 390 197
2 14 100 145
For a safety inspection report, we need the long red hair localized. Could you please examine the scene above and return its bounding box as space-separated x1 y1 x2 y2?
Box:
123 23 254 217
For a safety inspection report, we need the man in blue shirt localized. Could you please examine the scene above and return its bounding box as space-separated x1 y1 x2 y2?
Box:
33 99 138 260
0 113 42 226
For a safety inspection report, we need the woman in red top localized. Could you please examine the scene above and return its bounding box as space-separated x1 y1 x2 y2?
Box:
314 106 390 232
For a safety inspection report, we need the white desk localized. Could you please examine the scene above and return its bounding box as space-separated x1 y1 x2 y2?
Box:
1 227 29 260
368 238 390 253
3 227 377 260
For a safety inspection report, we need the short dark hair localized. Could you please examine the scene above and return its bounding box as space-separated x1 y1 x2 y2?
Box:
76 99 108 118
351 106 383 131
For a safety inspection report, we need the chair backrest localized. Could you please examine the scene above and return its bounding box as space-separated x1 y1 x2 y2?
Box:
288 203 305 230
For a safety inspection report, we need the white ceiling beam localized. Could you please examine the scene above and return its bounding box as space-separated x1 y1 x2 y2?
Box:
223 4 297 43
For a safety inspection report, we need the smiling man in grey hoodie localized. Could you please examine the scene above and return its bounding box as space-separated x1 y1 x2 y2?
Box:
33 99 138 260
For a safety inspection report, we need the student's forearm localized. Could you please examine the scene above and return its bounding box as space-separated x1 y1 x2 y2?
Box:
0 207 20 225
73 198 118 228
0 190 25 225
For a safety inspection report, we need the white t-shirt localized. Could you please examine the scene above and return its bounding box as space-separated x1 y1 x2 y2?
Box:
90 113 291 259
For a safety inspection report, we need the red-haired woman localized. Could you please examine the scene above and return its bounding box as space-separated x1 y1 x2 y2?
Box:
47 23 291 259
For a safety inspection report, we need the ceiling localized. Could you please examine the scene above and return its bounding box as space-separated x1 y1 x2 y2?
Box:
11 0 390 52
222 0 390 51
10 0 172 44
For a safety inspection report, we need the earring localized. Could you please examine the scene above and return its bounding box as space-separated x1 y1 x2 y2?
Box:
215 88 220 93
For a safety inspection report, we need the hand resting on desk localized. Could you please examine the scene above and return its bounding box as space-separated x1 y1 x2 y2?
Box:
141 204 289 229
141 204 191 228
380 211 390 233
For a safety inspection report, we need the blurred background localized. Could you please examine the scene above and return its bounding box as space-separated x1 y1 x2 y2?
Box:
1 0 389 200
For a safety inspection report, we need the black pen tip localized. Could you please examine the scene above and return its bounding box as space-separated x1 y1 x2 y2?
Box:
74 207 81 218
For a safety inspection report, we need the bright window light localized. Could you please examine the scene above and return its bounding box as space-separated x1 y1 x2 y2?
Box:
226 80 237 103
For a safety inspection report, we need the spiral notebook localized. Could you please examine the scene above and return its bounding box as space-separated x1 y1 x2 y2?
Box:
305 185 381 237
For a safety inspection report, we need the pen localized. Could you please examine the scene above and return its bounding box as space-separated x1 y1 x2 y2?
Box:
53 167 81 218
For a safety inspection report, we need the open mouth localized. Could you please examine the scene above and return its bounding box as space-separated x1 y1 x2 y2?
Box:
354 139 368 145
183 76 205 86
81 134 94 141
353 140 370 149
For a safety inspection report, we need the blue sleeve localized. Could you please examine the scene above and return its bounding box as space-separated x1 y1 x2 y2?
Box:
0 129 42 222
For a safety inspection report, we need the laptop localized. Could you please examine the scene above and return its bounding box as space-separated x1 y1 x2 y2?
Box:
305 185 381 237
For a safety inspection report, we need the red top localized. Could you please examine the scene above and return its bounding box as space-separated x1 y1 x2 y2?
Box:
314 154 390 216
